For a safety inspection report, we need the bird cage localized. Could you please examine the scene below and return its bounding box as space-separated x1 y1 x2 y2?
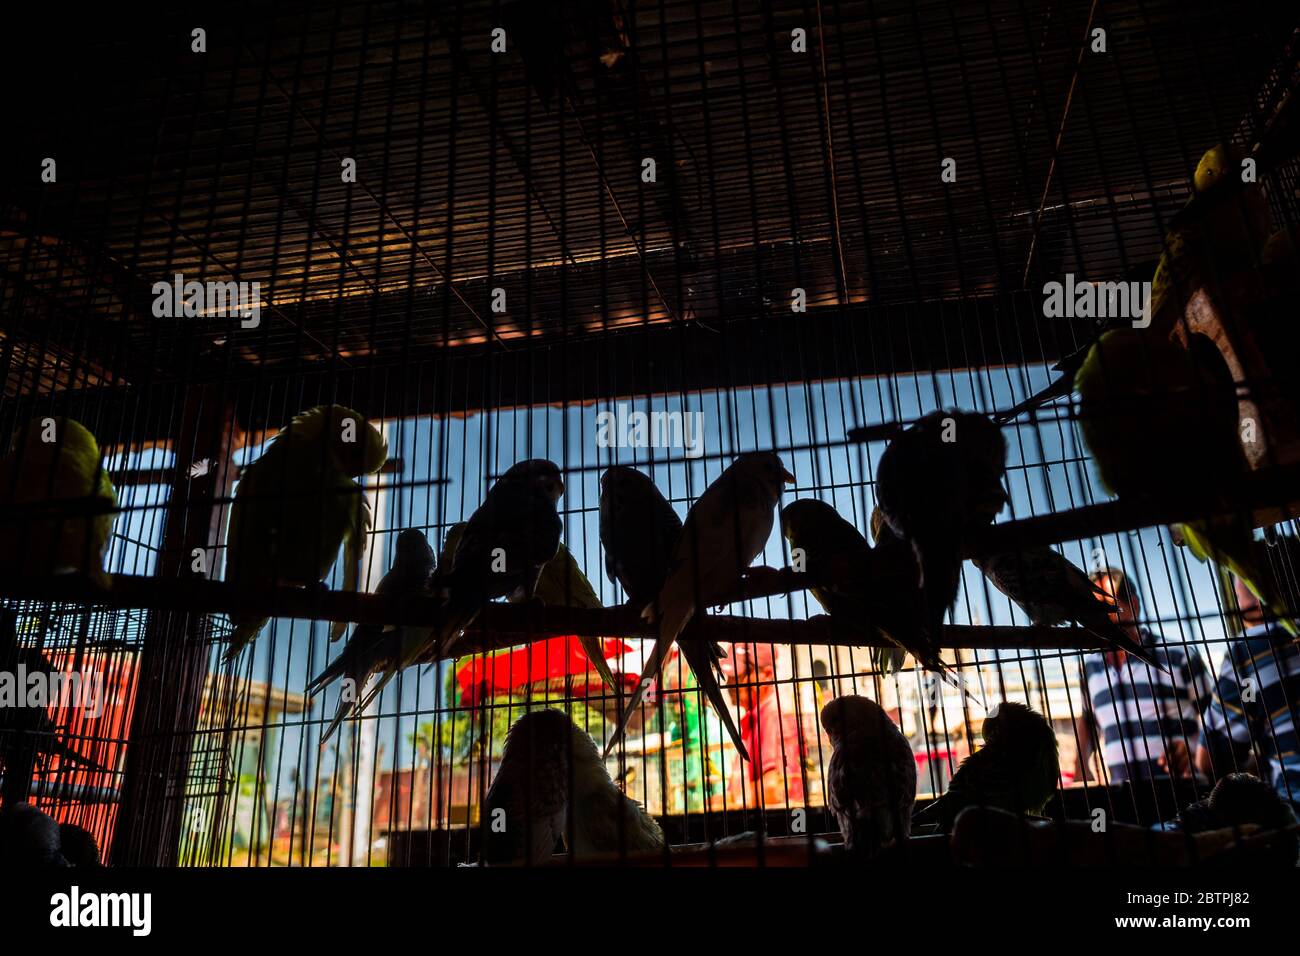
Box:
2 0 1300 878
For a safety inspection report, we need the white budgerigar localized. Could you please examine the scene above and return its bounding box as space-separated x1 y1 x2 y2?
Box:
606 452 793 757
482 709 662 865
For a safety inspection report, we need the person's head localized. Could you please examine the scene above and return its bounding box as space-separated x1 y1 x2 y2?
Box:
1090 567 1140 627
1231 576 1266 627
1230 534 1300 630
727 644 775 707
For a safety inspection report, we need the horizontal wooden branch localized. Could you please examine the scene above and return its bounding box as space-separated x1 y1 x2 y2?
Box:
452 606 1105 658
970 462 1300 553
0 573 1106 655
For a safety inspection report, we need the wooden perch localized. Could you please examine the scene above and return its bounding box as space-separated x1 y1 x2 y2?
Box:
969 461 1300 553
450 607 1105 659
0 573 1106 655
4 464 1290 656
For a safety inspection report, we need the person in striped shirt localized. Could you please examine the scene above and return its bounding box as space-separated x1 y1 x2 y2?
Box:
1197 570 1300 811
1071 568 1213 783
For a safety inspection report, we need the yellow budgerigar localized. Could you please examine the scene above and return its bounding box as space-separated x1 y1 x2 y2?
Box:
1075 328 1296 635
0 417 116 588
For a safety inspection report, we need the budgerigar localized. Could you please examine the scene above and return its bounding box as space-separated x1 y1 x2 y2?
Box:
821 695 916 860
430 459 565 660
994 144 1272 425
1147 144 1271 336
1076 328 1297 634
0 417 116 589
974 548 1164 669
867 507 927 675
305 529 437 742
780 499 915 676
599 465 744 758
224 405 388 661
875 410 1008 650
482 709 662 865
518 541 619 696
921 701 1059 832
607 453 794 758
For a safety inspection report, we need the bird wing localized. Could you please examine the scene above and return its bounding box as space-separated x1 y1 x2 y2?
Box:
333 479 371 642
570 783 664 856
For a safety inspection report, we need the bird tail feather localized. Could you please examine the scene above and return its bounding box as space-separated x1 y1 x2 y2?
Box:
223 617 267 664
604 630 676 759
306 651 354 697
679 639 749 761
431 593 486 661
1081 610 1169 673
577 635 620 696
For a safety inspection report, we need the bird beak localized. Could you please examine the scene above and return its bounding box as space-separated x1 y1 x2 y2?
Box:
782 469 796 485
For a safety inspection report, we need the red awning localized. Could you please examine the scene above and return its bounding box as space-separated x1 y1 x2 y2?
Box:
455 636 636 706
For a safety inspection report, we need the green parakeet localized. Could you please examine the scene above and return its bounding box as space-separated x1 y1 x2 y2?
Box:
430 459 565 660
875 410 1008 651
599 464 746 760
821 694 916 860
482 709 662 865
305 529 437 742
0 417 116 589
223 405 388 661
922 701 1059 832
515 541 620 697
1076 328 1297 634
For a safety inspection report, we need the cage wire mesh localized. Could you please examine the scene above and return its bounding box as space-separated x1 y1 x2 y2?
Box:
1 0 1299 868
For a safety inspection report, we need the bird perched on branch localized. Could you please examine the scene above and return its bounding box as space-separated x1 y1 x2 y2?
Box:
1075 328 1297 635
974 548 1165 669
995 138 1281 426
0 417 116 589
223 405 388 661
521 541 620 697
482 709 663 865
608 453 794 758
867 508 925 676
920 700 1059 832
430 459 565 660
821 695 916 860
599 465 744 758
1147 143 1271 336
780 499 915 676
875 411 1008 653
305 529 437 742
599 467 681 607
